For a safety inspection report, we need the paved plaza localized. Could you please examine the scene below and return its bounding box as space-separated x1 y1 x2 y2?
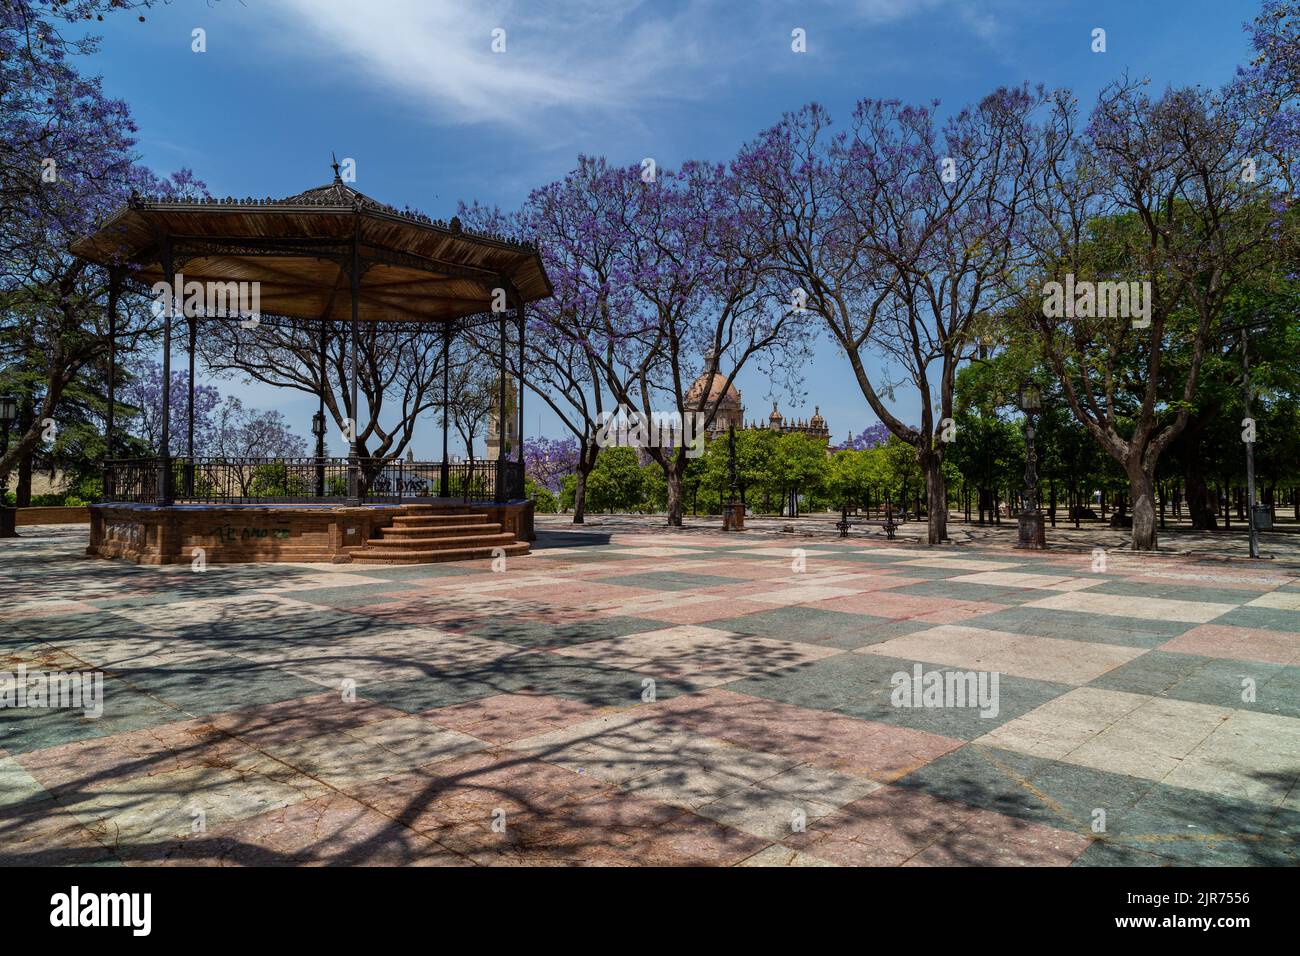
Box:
2 520 1298 866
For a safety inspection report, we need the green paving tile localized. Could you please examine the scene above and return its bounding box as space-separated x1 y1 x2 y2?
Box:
880 580 1043 605
1213 605 1300 633
459 614 668 648
796 545 911 559
110 656 327 718
277 582 421 609
335 564 479 580
1089 651 1300 718
858 564 981 580
0 756 54 807
172 607 407 644
958 606 1191 647
1115 784 1300 866
0 677 182 755
1070 842 1175 866
669 549 766 561
489 653 701 706
328 672 499 714
1089 580 1255 605
596 571 747 591
896 742 1299 864
6 611 147 644
894 743 1159 832
706 606 924 649
362 652 698 712
727 653 1069 739
527 552 641 564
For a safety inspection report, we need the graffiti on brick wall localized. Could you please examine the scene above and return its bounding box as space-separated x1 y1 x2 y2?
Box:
211 524 291 544
105 522 143 547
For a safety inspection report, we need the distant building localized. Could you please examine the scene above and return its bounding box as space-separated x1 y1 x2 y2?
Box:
683 369 831 443
685 370 744 439
748 401 831 441
485 377 519 459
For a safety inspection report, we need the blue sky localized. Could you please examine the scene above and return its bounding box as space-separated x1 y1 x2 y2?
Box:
83 0 1260 456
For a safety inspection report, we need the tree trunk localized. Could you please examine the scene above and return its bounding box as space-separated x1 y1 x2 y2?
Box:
665 463 684 527
16 448 33 508
1127 460 1158 551
572 467 589 524
920 453 947 545
1185 464 1216 530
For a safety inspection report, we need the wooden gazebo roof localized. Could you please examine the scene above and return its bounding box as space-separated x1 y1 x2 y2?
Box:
70 174 552 323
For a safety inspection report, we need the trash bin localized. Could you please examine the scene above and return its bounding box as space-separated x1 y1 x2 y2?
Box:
1251 504 1273 531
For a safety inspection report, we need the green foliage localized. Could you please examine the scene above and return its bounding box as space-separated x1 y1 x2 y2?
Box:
562 447 645 513
525 477 559 513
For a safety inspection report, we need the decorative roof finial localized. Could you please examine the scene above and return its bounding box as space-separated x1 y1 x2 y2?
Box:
330 151 342 184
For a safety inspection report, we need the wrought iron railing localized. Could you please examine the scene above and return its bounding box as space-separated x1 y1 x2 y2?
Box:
101 457 525 505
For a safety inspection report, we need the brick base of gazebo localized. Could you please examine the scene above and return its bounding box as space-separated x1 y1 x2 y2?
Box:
87 500 534 565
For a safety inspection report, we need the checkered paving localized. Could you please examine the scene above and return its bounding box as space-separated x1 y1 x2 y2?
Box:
2 524 1297 866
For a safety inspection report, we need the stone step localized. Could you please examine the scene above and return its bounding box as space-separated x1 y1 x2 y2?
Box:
391 512 486 526
352 541 530 564
380 522 503 538
360 531 518 551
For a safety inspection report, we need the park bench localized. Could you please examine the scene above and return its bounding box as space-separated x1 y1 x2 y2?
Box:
837 507 904 540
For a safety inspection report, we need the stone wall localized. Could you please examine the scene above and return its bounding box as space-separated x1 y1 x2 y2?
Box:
17 506 90 525
87 503 410 565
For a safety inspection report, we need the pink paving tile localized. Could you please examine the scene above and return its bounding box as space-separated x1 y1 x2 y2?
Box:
15 717 232 795
784 785 1087 866
436 790 703 866
0 804 114 866
344 600 513 628
631 598 775 625
134 791 468 866
509 606 608 626
645 688 962 781
626 807 770 866
1128 573 1273 593
500 582 659 607
701 564 816 585
814 592 1012 624
903 821 1092 867
0 599 100 621
1158 623 1300 665
448 786 769 867
802 574 934 594
346 748 614 833
422 693 601 744
696 580 804 598
206 692 410 748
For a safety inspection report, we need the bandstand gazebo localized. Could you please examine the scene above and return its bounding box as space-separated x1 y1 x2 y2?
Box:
70 165 551 565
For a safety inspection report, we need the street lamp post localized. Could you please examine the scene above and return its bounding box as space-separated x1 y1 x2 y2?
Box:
312 410 327 498
1221 318 1271 559
1016 381 1047 550
722 423 745 531
1241 326 1261 559
0 394 19 538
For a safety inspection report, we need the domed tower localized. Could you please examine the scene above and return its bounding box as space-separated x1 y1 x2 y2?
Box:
808 406 830 440
685 369 743 438
768 402 784 431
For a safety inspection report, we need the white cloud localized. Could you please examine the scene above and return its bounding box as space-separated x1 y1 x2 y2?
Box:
265 0 723 130
258 0 1001 133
